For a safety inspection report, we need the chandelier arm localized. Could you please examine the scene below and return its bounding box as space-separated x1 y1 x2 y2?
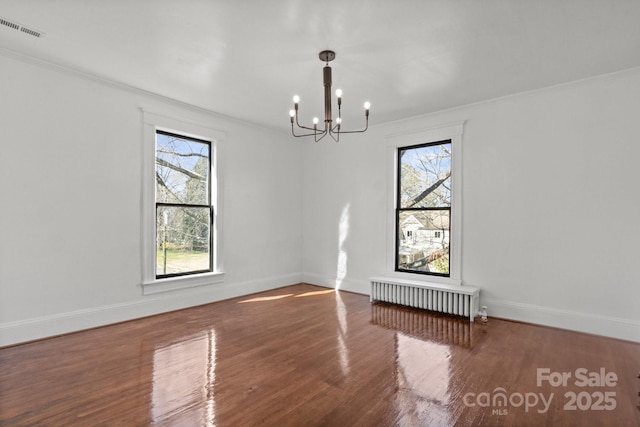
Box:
330 119 369 134
314 129 329 142
295 123 318 132
291 124 320 138
294 112 319 132
291 130 319 138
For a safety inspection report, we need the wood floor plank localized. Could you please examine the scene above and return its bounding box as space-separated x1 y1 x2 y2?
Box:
1 283 638 426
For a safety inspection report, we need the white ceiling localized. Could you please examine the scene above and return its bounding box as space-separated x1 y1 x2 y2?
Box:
2 0 640 133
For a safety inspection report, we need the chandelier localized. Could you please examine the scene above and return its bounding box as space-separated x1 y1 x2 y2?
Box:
289 50 370 142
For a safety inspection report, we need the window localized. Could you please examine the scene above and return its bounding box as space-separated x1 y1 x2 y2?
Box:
386 121 464 284
396 140 452 276
142 111 224 295
155 131 212 278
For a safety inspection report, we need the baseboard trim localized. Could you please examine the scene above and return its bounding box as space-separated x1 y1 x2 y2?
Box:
481 297 640 343
0 273 302 347
302 272 370 294
4 274 636 346
303 272 639 342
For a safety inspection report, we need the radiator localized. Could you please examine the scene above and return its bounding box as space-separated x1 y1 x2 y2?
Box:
370 276 480 322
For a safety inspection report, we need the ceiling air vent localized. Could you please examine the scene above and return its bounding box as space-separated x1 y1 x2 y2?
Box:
0 16 44 38
20 26 42 38
0 17 20 30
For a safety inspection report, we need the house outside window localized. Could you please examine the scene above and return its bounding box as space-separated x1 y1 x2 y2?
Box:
396 139 452 276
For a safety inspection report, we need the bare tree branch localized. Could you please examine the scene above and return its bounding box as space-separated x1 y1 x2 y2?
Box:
156 172 185 204
156 157 206 181
426 248 448 264
157 148 207 159
407 170 451 207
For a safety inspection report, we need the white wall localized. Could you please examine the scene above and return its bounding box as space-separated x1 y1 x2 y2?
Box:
0 53 303 346
302 68 640 342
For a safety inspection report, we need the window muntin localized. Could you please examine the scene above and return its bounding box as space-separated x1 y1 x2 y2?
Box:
396 140 451 276
155 130 212 278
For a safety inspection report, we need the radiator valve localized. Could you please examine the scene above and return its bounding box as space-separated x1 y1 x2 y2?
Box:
480 306 488 323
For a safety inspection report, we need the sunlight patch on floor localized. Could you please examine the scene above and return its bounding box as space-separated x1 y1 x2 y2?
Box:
238 294 294 303
294 289 335 298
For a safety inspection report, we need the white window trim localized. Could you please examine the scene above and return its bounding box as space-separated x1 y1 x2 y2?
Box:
385 121 465 286
141 110 225 295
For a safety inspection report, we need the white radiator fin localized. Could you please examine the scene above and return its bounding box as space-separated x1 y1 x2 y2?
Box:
370 277 480 322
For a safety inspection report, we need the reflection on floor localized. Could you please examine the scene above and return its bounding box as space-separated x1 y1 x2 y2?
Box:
371 301 474 348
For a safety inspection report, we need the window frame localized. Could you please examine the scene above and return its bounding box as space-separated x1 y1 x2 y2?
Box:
155 130 213 279
386 122 465 285
395 139 452 277
142 110 225 295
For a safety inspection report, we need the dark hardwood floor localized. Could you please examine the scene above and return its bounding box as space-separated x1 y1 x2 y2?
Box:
1 283 639 426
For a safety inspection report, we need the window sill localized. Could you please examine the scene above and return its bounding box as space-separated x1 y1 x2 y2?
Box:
142 271 225 295
387 271 462 287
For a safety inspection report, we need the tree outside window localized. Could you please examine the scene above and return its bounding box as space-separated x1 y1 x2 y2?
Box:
155 131 212 278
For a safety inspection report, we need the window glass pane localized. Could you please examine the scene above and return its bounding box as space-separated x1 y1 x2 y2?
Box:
397 210 450 275
156 133 210 205
156 206 211 276
399 143 451 209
